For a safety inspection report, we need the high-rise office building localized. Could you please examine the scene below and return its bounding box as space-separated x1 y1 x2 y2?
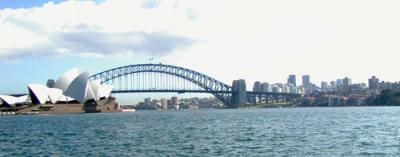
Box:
287 75 296 86
171 96 179 105
144 97 151 104
251 81 261 104
253 81 261 92
260 82 270 92
302 75 310 87
171 96 179 110
271 85 281 93
368 76 380 90
342 77 352 92
161 98 168 110
321 81 329 92
46 79 55 88
330 81 336 88
336 79 343 86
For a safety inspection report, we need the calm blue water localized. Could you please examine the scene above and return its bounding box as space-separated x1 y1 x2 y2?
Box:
1 107 400 156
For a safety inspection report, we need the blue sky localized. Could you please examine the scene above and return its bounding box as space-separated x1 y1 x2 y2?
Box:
0 0 63 9
0 54 151 94
0 0 105 9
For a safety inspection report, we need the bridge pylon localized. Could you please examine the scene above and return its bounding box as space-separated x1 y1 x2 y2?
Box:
231 79 247 107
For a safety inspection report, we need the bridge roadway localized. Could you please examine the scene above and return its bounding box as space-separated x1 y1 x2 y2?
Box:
112 90 301 97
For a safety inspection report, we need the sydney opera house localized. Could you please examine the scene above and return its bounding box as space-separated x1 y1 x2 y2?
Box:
0 69 120 113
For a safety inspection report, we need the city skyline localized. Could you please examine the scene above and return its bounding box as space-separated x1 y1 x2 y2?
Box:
1 0 400 94
2 1 400 156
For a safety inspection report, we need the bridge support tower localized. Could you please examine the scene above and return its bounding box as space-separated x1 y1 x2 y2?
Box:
231 79 247 107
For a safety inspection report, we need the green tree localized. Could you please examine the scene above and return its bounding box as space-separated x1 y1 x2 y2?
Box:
372 89 399 105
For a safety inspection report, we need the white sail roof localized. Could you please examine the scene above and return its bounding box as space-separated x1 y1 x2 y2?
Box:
47 88 63 104
65 71 90 104
99 85 113 98
57 95 76 102
0 95 28 107
90 80 101 101
85 84 96 101
28 84 50 105
54 68 80 92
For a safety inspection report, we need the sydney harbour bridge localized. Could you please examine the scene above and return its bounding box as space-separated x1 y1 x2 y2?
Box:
89 64 301 108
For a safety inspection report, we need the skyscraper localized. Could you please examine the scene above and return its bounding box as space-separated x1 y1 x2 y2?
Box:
171 96 179 110
321 81 329 92
260 82 270 92
251 81 262 104
144 97 151 104
287 75 296 86
253 81 261 92
368 76 380 90
330 81 336 88
171 96 179 106
46 79 55 88
302 75 310 87
336 79 343 86
161 98 168 110
342 77 352 92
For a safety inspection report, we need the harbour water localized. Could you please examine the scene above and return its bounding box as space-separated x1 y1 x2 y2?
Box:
1 107 400 156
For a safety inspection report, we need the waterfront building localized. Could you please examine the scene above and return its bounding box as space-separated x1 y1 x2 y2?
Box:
282 84 290 93
336 79 343 86
171 96 179 109
342 77 352 92
350 83 367 93
171 96 179 105
302 75 310 87
297 87 304 95
152 99 161 107
289 85 298 94
28 68 113 105
368 76 380 91
260 82 270 92
275 83 283 89
321 81 329 92
288 75 296 86
330 81 336 88
144 97 151 104
271 85 281 93
250 81 262 104
253 81 261 92
167 99 172 107
161 98 168 110
379 81 400 91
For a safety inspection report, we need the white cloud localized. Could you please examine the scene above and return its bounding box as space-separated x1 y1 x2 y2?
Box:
1 0 400 85
0 0 196 60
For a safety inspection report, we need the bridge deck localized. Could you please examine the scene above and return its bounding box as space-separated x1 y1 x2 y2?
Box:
111 90 301 96
111 90 231 94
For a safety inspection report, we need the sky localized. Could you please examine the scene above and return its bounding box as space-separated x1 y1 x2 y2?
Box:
1 0 400 103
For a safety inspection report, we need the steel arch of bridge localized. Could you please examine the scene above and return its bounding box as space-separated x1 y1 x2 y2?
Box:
89 64 232 105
